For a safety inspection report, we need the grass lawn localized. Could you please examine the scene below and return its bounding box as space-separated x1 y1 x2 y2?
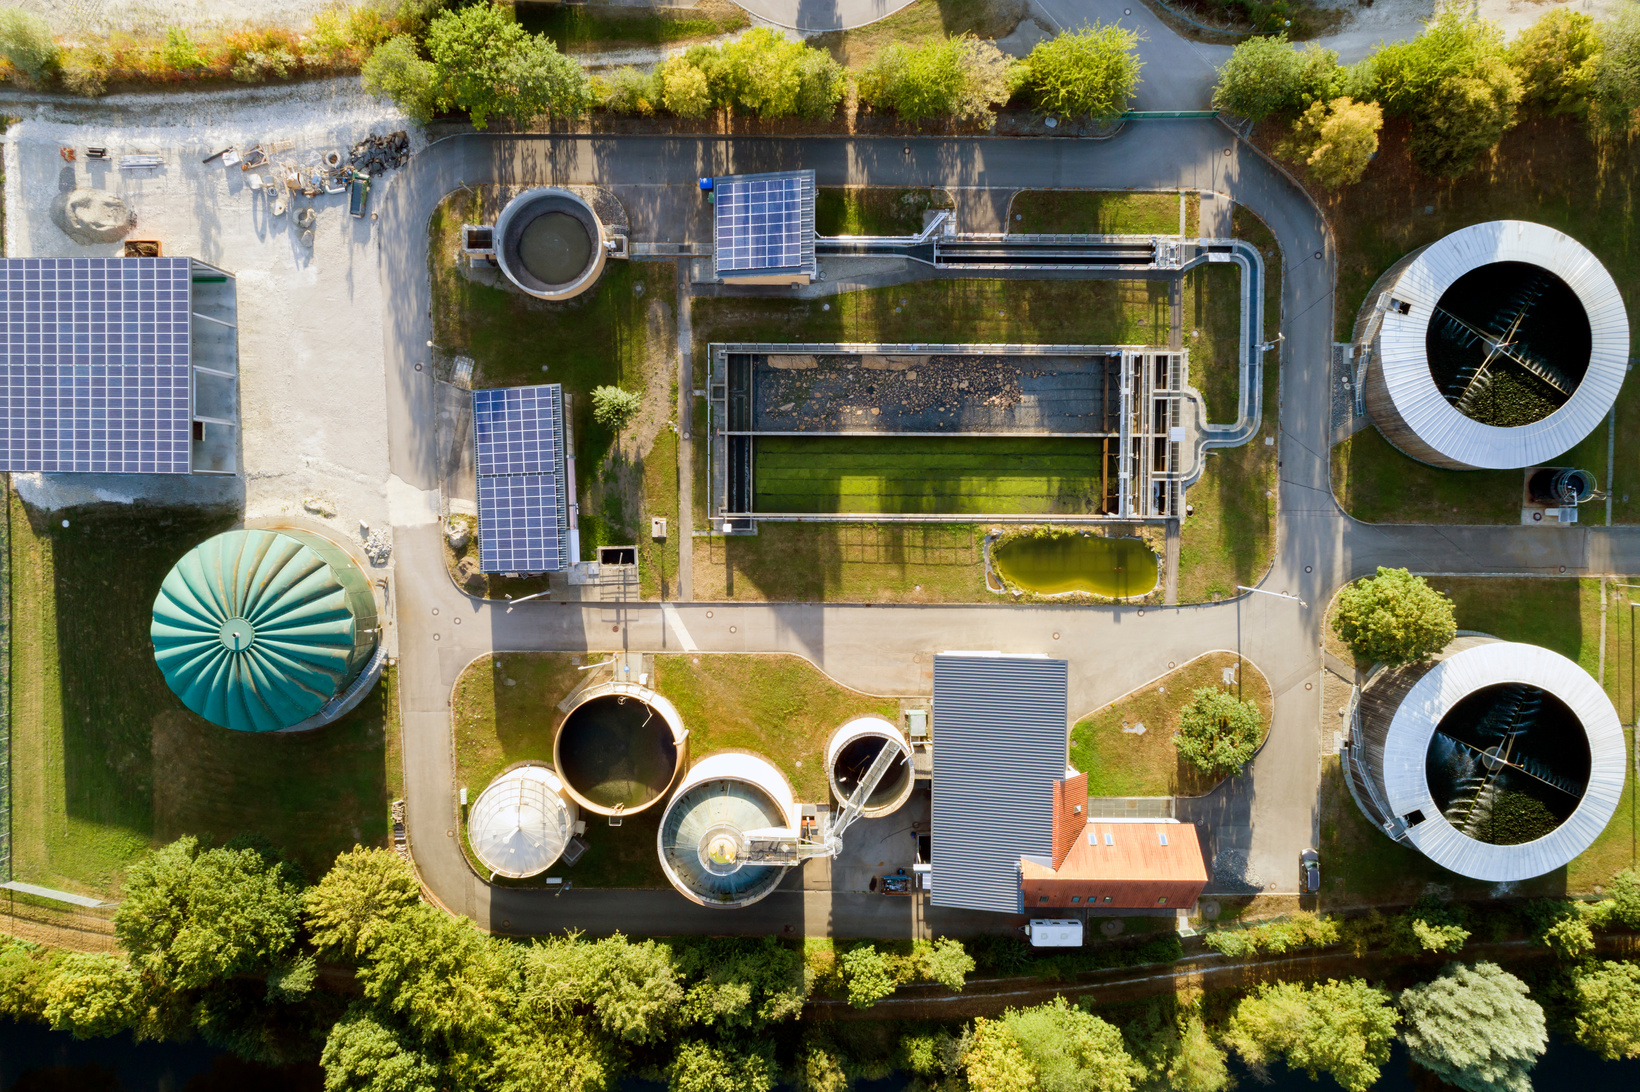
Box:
1323 575 1635 903
815 187 952 236
515 0 746 53
813 0 1025 67
754 436 1106 515
9 494 392 898
692 523 990 602
430 190 679 568
1174 208 1283 604
1319 116 1640 524
1070 653 1272 797
450 652 898 886
1331 430 1526 524
1008 190 1197 237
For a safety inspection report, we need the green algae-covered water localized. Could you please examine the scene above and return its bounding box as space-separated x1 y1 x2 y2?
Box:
993 534 1157 598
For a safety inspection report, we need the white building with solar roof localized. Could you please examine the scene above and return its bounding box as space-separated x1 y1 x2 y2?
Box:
0 257 239 475
711 170 816 287
472 383 574 573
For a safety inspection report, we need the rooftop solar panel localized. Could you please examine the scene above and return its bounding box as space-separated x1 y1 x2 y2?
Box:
714 174 807 274
473 385 562 476
0 257 193 474
473 383 569 574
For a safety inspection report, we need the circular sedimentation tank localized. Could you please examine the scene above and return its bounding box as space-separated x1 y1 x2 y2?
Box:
1350 638 1625 881
467 764 578 879
1361 221 1628 470
826 717 913 818
493 188 606 301
553 682 687 817
658 752 798 909
150 528 380 733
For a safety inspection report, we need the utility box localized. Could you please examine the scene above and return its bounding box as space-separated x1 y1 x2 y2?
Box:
1024 919 1083 947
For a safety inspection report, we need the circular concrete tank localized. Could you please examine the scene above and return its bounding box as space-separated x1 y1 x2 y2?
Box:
658 752 798 909
467 763 578 879
553 682 686 817
493 188 606 301
826 717 913 818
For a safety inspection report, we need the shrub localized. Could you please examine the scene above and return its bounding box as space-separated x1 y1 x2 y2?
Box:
1571 960 1640 1060
858 34 1015 125
1400 962 1546 1092
913 937 975 992
1331 567 1455 667
706 27 845 120
1406 54 1521 177
0 6 57 84
60 43 112 97
1211 34 1336 120
1026 23 1143 119
841 944 896 1009
1174 687 1262 777
1204 911 1340 958
1592 0 1640 139
591 385 642 431
232 48 295 83
605 65 660 116
1278 96 1381 189
659 55 713 118
1507 8 1600 116
363 35 438 124
159 26 205 73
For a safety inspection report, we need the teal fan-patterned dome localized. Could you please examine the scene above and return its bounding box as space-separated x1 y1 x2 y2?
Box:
151 529 379 733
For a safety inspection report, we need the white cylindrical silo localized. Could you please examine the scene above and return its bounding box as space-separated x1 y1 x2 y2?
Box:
468 763 579 879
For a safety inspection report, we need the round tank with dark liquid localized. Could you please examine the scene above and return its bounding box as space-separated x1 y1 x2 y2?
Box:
825 717 913 818
553 682 687 816
493 188 606 301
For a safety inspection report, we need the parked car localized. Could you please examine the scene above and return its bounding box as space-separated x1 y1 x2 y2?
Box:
1301 848 1320 892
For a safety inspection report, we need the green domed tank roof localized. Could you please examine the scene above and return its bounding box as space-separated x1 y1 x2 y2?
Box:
151 529 379 733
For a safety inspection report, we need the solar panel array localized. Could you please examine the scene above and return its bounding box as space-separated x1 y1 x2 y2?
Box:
0 258 193 474
714 175 806 273
473 384 569 573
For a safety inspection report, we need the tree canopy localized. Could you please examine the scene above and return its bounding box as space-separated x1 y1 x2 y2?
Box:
114 836 302 991
1001 996 1147 1092
1331 567 1455 666
1592 0 1640 138
1278 97 1382 189
841 944 897 1009
1175 687 1263 777
591 385 642 432
518 933 682 1044
304 847 422 963
857 34 1016 124
1026 24 1143 119
1399 962 1546 1092
1223 978 1399 1092
1211 35 1337 120
354 902 516 1045
961 1016 1038 1092
320 1006 441 1092
668 1037 777 1092
40 954 141 1040
1507 8 1601 116
1571 960 1640 1060
422 3 588 129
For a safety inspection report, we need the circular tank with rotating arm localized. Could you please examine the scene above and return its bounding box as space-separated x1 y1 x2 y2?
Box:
657 752 799 909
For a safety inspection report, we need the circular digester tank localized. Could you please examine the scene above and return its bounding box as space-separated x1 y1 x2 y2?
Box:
467 763 578 879
553 682 687 817
150 528 380 733
658 752 798 909
493 188 606 301
1348 637 1625 881
826 717 913 818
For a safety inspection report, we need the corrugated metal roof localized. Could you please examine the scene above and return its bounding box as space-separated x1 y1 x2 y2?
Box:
1380 642 1626 881
931 653 1068 914
1377 221 1628 469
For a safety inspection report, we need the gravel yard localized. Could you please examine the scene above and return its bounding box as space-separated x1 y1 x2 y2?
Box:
2 79 418 580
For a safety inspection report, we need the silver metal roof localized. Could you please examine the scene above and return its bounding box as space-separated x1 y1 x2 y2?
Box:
1381 642 1625 882
930 653 1068 914
468 764 573 879
1376 221 1628 469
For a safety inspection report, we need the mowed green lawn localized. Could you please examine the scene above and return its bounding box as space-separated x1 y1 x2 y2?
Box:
753 437 1105 515
9 493 394 898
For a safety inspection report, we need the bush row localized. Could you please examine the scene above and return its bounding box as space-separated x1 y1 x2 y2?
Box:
1212 1 1640 186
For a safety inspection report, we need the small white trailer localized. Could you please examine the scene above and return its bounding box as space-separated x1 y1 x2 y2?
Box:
1024 919 1083 947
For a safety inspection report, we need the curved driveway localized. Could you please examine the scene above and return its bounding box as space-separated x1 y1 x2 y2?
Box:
377 125 1618 938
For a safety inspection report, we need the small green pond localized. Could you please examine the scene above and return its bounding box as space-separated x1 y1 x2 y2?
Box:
992 534 1158 598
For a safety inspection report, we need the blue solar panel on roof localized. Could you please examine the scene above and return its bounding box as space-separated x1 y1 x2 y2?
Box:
0 258 193 473
714 176 805 273
472 383 569 573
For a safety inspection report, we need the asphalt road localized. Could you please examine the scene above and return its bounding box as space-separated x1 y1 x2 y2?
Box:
376 126 1619 937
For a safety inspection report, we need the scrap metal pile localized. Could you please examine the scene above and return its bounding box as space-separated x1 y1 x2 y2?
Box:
349 131 410 176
